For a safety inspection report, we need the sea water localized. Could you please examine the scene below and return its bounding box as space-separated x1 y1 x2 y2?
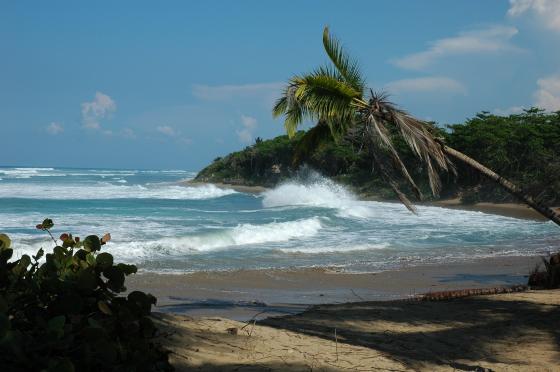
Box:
0 166 557 273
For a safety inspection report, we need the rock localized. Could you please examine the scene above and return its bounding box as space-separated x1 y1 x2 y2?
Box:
226 327 238 335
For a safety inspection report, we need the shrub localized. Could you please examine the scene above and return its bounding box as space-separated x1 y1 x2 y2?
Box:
0 219 173 371
528 253 560 289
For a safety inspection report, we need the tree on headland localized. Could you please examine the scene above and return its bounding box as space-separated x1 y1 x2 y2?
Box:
272 27 560 226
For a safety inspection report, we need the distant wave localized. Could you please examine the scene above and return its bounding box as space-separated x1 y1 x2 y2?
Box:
0 167 58 179
0 167 195 180
0 182 236 200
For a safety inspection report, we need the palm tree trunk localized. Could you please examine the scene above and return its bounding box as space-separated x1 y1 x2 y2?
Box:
441 144 560 227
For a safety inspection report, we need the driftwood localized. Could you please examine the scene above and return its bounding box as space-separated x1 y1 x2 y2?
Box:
417 285 528 301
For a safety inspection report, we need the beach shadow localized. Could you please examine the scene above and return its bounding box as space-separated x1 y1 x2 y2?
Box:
172 361 341 372
259 291 560 370
152 313 355 371
434 273 528 285
156 297 309 321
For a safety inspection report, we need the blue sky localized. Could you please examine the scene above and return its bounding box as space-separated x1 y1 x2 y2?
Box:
2 0 560 170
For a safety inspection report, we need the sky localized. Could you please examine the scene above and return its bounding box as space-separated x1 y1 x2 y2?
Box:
1 0 560 170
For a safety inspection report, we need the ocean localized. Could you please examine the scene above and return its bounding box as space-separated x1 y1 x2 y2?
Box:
1 166 557 274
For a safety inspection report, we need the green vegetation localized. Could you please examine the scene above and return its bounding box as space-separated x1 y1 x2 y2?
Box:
447 109 560 205
0 219 172 372
196 109 560 206
270 26 560 224
529 253 560 289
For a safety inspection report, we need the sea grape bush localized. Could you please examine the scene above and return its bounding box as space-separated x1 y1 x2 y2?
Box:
0 219 172 371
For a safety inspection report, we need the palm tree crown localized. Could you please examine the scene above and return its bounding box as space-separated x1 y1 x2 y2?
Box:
273 27 454 212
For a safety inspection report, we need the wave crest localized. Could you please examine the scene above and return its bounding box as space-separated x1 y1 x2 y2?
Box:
105 217 323 259
262 173 376 219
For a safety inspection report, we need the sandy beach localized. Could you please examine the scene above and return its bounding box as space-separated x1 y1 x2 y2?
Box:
155 289 560 371
430 198 560 221
128 253 560 370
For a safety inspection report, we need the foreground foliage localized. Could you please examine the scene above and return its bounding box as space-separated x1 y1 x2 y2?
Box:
196 109 560 206
529 253 560 289
0 219 172 372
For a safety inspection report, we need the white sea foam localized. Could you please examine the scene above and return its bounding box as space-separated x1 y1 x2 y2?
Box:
104 217 323 260
261 173 550 227
0 167 57 178
0 182 236 200
276 242 390 254
262 176 377 219
0 167 194 180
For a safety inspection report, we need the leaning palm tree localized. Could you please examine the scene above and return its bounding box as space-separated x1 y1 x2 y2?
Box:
273 27 560 226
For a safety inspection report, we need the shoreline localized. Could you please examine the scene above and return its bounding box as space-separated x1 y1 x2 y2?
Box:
428 197 559 221
183 179 558 221
128 255 544 321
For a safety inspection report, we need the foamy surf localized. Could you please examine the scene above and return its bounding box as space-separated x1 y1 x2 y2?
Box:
102 217 324 260
0 182 236 200
262 176 379 219
1 167 557 273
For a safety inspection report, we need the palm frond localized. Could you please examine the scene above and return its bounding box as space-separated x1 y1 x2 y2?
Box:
273 83 306 137
294 72 359 129
322 27 365 94
273 72 360 138
272 96 288 119
365 114 422 200
292 121 333 166
366 92 453 197
368 145 418 214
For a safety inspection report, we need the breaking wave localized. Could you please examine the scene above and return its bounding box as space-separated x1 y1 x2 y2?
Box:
262 174 376 219
104 217 323 260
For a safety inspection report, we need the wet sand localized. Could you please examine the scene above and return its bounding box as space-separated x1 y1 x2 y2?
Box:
129 255 545 321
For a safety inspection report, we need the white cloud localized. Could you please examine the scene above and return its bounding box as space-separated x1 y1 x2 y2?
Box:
492 106 525 116
178 137 192 145
46 122 63 135
121 128 136 139
508 0 560 31
156 125 176 136
534 75 560 111
81 92 116 129
385 77 466 95
394 26 520 70
192 82 284 109
192 83 283 101
154 125 192 145
236 115 258 144
241 115 257 129
493 75 560 114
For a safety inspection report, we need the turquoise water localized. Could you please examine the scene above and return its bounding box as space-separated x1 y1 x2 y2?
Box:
1 166 558 273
